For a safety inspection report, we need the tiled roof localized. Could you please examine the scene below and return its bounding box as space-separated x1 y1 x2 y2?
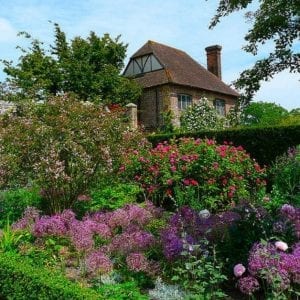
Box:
127 40 239 97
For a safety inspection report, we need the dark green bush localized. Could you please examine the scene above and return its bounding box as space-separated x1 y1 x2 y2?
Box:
0 252 101 299
148 124 300 166
0 188 41 227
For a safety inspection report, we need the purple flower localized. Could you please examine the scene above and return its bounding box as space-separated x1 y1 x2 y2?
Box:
126 252 149 272
32 215 67 237
85 251 113 274
69 220 94 251
280 204 296 219
12 207 40 231
237 276 260 295
161 227 183 260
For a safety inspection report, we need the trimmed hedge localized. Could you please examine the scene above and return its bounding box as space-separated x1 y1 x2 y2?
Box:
148 124 300 166
0 252 101 299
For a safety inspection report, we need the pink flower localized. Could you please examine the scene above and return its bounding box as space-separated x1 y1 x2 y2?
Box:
275 241 288 251
234 263 246 277
77 194 91 202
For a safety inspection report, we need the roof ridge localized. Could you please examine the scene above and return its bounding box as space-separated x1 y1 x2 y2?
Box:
147 40 186 54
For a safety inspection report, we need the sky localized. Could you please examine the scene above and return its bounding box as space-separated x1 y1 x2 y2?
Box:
0 0 299 110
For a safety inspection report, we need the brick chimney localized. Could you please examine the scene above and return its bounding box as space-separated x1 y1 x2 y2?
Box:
205 45 222 79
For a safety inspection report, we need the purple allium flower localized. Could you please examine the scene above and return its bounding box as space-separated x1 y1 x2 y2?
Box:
110 230 155 254
60 209 76 225
237 276 260 295
233 264 246 277
32 215 67 237
273 221 286 234
69 220 94 251
248 242 279 276
161 227 183 260
85 251 113 274
143 200 163 218
281 252 300 284
280 204 296 219
126 204 152 226
12 207 40 231
292 243 300 257
108 208 130 230
126 252 149 272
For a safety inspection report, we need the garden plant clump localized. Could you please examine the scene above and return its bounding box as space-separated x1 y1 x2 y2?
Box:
120 137 266 211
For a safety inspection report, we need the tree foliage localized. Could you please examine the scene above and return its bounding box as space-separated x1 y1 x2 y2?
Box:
210 0 300 103
0 23 141 105
241 101 289 126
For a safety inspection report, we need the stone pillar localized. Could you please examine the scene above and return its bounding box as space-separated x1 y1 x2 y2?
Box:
126 103 138 129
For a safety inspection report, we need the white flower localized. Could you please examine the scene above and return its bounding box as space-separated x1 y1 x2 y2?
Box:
275 241 288 251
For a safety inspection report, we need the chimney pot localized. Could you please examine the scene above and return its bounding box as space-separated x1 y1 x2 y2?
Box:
205 45 222 79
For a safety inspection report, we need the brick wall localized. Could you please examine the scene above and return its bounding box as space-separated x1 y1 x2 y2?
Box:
139 84 237 130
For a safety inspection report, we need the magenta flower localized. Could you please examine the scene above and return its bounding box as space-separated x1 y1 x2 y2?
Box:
126 252 149 272
237 276 260 295
85 251 113 274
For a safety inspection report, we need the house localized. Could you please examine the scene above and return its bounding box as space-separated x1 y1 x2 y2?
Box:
123 41 239 130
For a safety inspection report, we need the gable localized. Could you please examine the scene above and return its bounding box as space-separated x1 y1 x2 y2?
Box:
124 54 163 77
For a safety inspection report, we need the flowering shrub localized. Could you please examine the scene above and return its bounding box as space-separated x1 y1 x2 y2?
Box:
0 94 146 213
234 240 300 298
121 137 266 210
180 97 225 132
12 201 163 284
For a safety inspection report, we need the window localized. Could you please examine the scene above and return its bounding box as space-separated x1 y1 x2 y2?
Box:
124 54 163 76
178 94 192 110
214 99 225 116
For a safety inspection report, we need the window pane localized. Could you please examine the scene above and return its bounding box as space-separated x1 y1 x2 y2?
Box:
214 99 225 116
151 55 163 71
143 56 151 73
178 94 192 110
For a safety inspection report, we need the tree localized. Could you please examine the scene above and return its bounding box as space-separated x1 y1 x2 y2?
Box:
240 101 288 126
210 0 300 104
0 23 141 105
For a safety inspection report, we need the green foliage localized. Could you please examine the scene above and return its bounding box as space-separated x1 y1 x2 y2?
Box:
0 251 101 299
210 1 300 103
241 102 289 126
159 110 175 134
148 124 300 166
0 23 141 105
96 282 148 300
74 183 142 216
171 242 227 299
268 145 300 206
180 97 225 132
0 187 41 227
0 94 144 213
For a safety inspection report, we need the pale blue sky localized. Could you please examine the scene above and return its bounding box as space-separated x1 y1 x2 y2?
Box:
0 0 299 110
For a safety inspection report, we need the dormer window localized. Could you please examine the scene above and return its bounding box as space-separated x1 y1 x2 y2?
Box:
178 94 192 110
124 54 163 76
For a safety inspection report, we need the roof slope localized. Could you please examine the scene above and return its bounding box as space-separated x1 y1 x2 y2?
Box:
127 40 239 97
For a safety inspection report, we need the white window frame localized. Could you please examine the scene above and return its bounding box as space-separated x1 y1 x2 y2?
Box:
178 94 192 111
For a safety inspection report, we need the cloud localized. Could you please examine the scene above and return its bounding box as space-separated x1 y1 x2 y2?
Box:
0 18 18 42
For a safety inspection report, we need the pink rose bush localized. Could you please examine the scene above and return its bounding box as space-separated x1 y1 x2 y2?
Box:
120 138 266 211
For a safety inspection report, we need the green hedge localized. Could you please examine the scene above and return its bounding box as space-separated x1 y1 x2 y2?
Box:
0 252 101 299
0 252 149 300
148 124 300 166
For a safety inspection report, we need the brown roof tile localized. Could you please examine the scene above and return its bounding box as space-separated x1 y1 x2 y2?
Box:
127 41 239 97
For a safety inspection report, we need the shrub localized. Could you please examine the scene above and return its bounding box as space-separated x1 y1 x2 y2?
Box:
180 97 225 132
120 138 266 211
0 187 42 227
268 145 300 207
0 94 145 213
0 251 101 299
148 124 300 166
